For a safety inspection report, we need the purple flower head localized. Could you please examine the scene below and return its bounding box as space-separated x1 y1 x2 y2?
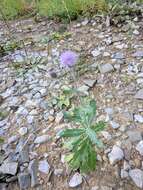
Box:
60 51 78 68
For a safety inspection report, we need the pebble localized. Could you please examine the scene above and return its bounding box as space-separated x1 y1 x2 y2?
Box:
136 141 143 156
28 159 38 187
91 49 101 57
0 161 18 175
133 51 143 58
134 114 143 123
83 79 97 87
38 160 50 174
108 145 124 165
120 169 129 179
8 135 18 144
34 135 50 144
99 63 114 74
55 112 64 124
127 130 142 143
110 121 120 129
129 169 143 189
135 89 143 100
18 173 31 190
69 173 82 188
18 127 28 136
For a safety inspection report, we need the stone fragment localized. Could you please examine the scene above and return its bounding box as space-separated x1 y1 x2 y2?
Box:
108 145 124 165
129 169 143 189
0 162 18 175
18 173 31 190
34 135 50 144
135 89 143 100
136 141 143 156
99 64 114 74
38 160 50 174
69 173 82 188
28 159 38 187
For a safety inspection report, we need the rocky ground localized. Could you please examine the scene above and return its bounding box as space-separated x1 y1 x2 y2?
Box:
0 14 143 190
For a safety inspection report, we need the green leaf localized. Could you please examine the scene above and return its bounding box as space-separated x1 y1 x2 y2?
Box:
86 128 103 148
58 128 85 138
64 99 96 127
92 121 106 132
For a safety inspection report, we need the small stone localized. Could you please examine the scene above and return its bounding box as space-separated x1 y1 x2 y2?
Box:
28 159 38 187
101 131 112 141
120 169 129 179
0 183 7 190
108 145 124 165
136 141 143 156
18 173 31 190
55 112 64 124
133 29 139 35
91 186 99 190
20 149 29 163
78 85 89 95
83 79 97 87
69 173 82 188
112 52 124 59
0 162 18 175
91 49 101 57
134 114 143 123
34 135 50 144
38 160 50 174
129 169 143 189
18 127 28 136
8 135 18 144
99 63 114 74
133 51 143 58
54 168 63 176
135 89 143 100
110 121 120 129
127 131 142 143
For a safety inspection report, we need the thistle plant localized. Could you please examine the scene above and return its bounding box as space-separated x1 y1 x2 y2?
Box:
58 50 106 173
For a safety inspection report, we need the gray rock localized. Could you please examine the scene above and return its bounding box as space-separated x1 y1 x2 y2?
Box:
18 127 28 136
133 51 143 58
127 131 142 143
129 169 143 189
135 89 143 100
54 168 63 176
69 173 82 188
34 135 50 144
20 149 29 163
38 160 50 174
99 64 114 74
0 162 18 175
28 159 38 187
8 135 18 144
77 85 89 95
55 112 64 124
83 79 97 87
91 49 101 57
101 131 112 141
18 173 31 190
0 183 7 190
134 114 143 123
112 52 125 59
136 141 143 156
121 169 129 179
110 121 120 129
108 145 124 165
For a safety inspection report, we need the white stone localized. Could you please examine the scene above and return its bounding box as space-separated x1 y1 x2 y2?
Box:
38 160 50 174
69 173 82 188
129 169 143 189
18 127 28 136
91 49 101 57
134 114 143 123
136 141 143 156
34 135 50 144
110 121 120 129
108 145 124 165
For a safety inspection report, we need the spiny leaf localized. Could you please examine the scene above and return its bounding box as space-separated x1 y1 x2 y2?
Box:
58 128 84 138
86 128 103 148
92 121 106 132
